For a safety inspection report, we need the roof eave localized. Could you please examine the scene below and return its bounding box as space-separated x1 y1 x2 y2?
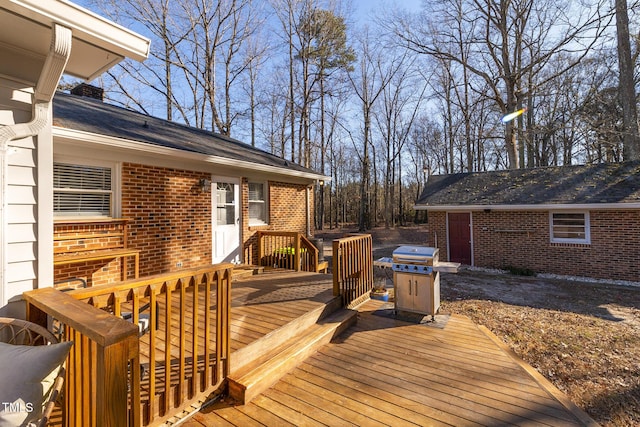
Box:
4 0 150 79
414 203 640 211
53 126 331 182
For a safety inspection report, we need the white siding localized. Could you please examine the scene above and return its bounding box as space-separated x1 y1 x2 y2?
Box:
6 204 36 223
7 164 36 185
7 242 36 263
1 78 40 309
7 223 37 243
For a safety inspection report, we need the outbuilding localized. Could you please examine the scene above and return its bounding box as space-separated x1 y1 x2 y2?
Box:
415 162 640 282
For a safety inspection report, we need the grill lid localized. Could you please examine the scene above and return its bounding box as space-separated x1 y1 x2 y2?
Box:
392 245 439 263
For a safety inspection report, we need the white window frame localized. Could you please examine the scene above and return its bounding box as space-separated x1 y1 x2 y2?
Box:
549 211 590 244
248 181 269 226
53 156 120 218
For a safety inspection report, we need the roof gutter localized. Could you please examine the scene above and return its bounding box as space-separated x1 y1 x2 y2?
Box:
0 24 72 306
53 127 332 182
414 203 640 211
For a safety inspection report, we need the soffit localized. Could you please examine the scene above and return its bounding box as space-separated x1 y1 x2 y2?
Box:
0 1 149 83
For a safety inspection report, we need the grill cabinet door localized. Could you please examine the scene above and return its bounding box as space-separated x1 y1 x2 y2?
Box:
394 272 440 316
413 274 432 313
394 272 415 312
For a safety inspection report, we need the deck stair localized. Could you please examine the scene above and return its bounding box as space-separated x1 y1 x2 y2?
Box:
231 264 265 279
227 297 357 405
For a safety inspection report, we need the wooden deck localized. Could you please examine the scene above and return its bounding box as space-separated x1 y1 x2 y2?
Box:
228 270 336 352
45 270 596 426
135 270 335 364
182 295 597 427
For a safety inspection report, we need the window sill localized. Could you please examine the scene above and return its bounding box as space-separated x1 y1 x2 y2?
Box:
550 242 591 248
54 217 130 224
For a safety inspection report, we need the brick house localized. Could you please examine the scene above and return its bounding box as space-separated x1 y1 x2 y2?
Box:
415 162 640 282
51 88 328 287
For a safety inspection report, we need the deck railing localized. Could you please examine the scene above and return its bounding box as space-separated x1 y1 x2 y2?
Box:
256 231 322 272
332 234 374 307
23 264 233 426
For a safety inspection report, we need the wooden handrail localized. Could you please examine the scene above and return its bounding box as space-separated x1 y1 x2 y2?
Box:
24 264 234 426
24 287 139 426
256 231 322 272
332 234 374 308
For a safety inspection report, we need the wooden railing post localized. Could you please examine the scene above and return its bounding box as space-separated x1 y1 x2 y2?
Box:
97 337 138 426
332 238 341 297
294 234 301 271
257 231 264 266
24 288 139 427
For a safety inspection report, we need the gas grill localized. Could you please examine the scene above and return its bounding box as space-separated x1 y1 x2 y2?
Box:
391 245 441 319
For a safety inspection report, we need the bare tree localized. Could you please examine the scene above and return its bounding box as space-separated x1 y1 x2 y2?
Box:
373 52 428 227
615 0 640 159
390 0 611 169
347 27 404 231
90 0 194 122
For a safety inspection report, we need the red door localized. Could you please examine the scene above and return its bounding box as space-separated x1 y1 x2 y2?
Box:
448 212 472 265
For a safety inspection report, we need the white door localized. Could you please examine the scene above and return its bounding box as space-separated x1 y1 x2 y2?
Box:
212 177 241 264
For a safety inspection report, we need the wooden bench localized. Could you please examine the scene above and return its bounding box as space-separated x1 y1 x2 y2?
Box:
54 248 140 279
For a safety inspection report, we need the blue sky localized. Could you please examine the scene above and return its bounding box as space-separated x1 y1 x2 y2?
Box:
353 0 423 14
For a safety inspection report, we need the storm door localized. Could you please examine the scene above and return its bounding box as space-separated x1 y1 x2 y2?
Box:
212 177 241 264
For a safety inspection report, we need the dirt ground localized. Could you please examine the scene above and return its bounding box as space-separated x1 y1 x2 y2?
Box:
316 226 640 427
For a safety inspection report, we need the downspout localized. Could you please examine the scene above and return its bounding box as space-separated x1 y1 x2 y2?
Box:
0 24 72 307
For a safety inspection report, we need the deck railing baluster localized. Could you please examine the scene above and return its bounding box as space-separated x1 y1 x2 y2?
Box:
255 231 322 272
332 234 373 308
23 264 233 426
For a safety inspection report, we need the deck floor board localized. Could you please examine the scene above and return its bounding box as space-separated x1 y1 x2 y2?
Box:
192 289 595 427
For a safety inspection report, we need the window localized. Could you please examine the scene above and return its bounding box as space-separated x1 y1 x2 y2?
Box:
550 212 590 244
53 161 115 217
216 182 236 226
248 182 268 225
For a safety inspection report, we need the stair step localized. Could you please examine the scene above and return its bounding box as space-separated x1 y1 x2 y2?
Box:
231 296 342 373
232 265 264 279
227 308 357 404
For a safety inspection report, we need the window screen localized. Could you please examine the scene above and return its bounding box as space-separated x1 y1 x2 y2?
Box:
550 212 590 243
53 163 112 217
248 182 267 224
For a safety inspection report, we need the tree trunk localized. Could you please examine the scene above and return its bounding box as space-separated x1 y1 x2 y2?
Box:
615 0 640 160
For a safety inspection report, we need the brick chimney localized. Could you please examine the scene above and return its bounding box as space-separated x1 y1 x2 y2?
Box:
70 83 104 101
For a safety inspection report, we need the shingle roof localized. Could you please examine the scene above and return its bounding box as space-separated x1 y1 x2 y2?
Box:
52 91 322 178
416 161 640 207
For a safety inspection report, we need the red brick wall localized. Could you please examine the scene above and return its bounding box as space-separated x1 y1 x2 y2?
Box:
425 212 448 259
53 221 128 287
426 210 640 282
53 164 314 284
121 163 212 277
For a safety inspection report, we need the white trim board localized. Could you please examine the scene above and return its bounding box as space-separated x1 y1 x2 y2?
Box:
414 203 640 211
